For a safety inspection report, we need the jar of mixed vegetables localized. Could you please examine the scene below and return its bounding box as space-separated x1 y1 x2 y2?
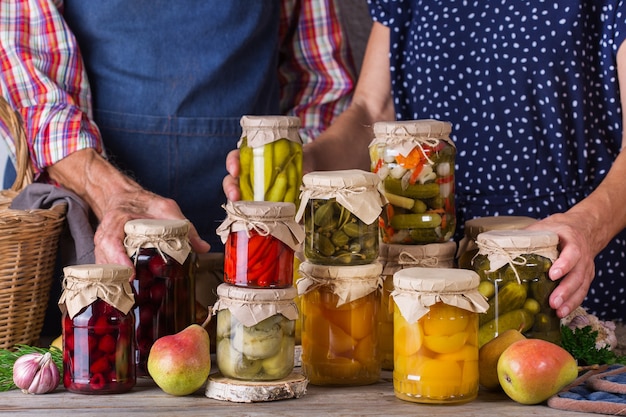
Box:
391 267 488 404
238 115 303 206
59 264 136 394
216 200 305 288
212 283 299 381
298 261 383 386
295 169 385 266
472 230 560 347
369 119 455 244
377 241 457 371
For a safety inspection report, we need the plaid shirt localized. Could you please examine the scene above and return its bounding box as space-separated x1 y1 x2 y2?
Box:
0 0 356 177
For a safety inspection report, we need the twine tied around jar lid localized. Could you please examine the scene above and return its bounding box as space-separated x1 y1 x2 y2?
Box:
59 264 135 319
123 218 192 265
215 200 304 251
475 229 559 284
238 115 302 148
391 267 488 324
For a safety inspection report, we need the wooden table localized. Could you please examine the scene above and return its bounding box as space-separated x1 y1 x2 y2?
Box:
0 370 600 417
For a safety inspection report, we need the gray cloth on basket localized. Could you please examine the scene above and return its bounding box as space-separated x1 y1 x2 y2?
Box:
9 183 95 265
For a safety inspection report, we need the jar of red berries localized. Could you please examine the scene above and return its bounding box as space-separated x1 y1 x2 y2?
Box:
124 218 196 376
59 264 136 394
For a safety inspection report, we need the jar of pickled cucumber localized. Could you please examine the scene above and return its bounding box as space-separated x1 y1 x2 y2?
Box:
295 169 384 266
212 283 299 381
369 119 456 244
216 200 305 288
391 267 488 404
124 219 196 376
472 230 560 347
456 216 537 269
238 115 303 206
377 241 457 371
59 264 136 394
297 260 383 386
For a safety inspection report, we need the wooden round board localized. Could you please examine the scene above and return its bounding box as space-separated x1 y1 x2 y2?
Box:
205 372 308 403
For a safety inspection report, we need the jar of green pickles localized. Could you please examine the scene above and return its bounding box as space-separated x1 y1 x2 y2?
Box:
295 169 385 266
377 241 457 371
369 119 456 244
472 230 560 347
456 216 538 269
238 115 303 206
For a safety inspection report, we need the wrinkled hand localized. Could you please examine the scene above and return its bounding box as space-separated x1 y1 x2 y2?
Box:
526 211 597 318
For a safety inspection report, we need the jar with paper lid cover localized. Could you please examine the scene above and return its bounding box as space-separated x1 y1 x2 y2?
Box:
212 283 299 381
377 241 457 371
391 267 488 404
216 200 304 288
124 218 195 376
295 169 385 266
298 261 383 386
456 215 538 269
59 264 136 394
238 115 303 206
369 119 456 245
472 229 560 347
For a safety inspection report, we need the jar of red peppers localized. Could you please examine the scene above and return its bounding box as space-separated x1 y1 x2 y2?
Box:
369 119 456 244
238 115 303 206
124 219 195 376
59 264 136 394
295 169 385 266
377 241 457 371
216 200 305 288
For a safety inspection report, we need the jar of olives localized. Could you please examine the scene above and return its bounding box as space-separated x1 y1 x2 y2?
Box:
369 119 456 244
377 241 457 371
216 200 305 288
59 264 136 394
212 283 299 381
238 115 303 206
124 219 196 376
295 169 385 266
472 230 560 347
298 260 383 386
391 267 488 404
456 216 537 269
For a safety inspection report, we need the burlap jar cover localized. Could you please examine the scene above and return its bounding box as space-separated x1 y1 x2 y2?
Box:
124 218 192 266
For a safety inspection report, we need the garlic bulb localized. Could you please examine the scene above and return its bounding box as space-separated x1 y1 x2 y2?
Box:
12 352 60 394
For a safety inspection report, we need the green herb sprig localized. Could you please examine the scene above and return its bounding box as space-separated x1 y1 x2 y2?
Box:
0 345 63 392
561 325 626 367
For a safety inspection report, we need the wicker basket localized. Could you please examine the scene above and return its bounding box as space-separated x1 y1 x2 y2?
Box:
0 97 66 349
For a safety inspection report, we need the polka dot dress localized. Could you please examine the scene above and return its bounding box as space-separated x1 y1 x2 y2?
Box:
368 0 626 320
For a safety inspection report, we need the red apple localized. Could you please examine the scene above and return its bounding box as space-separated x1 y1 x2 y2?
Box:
497 338 578 404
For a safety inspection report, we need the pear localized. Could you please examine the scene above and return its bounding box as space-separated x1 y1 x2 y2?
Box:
147 324 212 396
478 329 526 390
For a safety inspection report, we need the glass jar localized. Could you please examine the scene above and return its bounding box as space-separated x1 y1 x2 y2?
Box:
216 200 304 288
295 169 384 266
212 283 298 381
377 241 457 371
456 216 537 269
59 264 136 394
298 261 382 386
124 219 195 376
391 267 488 404
369 119 456 244
472 230 560 347
238 115 303 206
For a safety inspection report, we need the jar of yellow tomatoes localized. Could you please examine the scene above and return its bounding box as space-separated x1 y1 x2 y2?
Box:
472 229 561 347
298 260 383 386
295 169 385 266
377 241 457 371
238 115 303 206
369 119 455 244
456 216 537 269
391 267 488 404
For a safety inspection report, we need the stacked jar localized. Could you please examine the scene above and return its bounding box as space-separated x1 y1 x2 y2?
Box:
213 200 304 382
295 169 385 386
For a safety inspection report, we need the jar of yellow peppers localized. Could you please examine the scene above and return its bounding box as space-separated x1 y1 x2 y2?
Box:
391 267 488 404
